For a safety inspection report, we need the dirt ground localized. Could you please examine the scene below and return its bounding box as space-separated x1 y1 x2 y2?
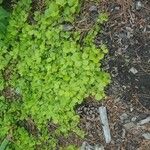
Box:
74 0 150 149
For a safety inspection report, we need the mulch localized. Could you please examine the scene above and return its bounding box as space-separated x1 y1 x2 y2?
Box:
75 0 150 149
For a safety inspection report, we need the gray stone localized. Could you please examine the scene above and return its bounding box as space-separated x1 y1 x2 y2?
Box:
80 142 93 150
135 1 142 10
95 145 104 150
62 24 74 31
89 6 98 12
122 129 126 138
137 116 150 125
131 116 137 122
142 133 150 140
80 142 104 150
115 6 120 11
129 67 138 74
124 122 136 130
120 113 128 121
130 106 134 112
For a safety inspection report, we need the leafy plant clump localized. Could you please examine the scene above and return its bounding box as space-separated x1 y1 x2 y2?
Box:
0 0 110 149
0 0 10 40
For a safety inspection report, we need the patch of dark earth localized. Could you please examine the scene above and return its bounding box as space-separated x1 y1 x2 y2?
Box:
76 0 150 150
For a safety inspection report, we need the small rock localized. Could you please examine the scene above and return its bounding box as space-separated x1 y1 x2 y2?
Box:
130 106 134 112
131 117 137 122
95 145 104 150
62 24 74 31
129 67 138 74
135 1 142 10
120 113 128 121
137 116 150 125
81 142 104 150
89 5 98 12
115 6 120 11
142 133 150 140
80 141 93 150
126 27 133 38
122 129 126 138
124 122 136 130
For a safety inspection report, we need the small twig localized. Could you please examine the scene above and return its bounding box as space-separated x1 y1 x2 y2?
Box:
133 94 149 112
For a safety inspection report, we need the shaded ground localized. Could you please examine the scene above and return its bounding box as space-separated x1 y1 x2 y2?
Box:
76 0 150 149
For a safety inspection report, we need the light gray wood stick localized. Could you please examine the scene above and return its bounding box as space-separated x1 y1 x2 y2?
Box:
98 106 111 144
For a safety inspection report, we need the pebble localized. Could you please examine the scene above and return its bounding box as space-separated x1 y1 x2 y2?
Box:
137 116 150 125
119 113 128 121
129 67 138 74
115 6 120 11
142 133 150 140
135 1 142 10
95 145 104 150
130 106 134 112
126 27 133 38
89 5 98 12
62 24 74 31
123 122 136 130
131 116 137 122
122 129 126 138
81 142 104 150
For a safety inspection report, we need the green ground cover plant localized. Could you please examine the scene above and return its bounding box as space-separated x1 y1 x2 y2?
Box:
0 0 10 40
0 0 110 149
